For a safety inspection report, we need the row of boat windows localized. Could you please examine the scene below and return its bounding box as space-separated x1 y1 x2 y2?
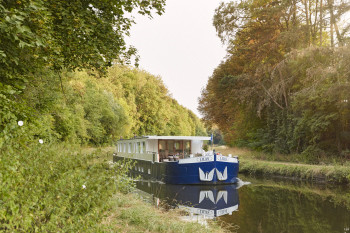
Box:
134 166 151 174
117 141 146 153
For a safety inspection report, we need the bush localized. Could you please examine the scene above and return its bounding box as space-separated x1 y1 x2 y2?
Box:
301 145 326 164
0 122 134 232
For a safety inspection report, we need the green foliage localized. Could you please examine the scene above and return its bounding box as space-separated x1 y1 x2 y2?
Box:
81 81 128 144
200 0 350 158
202 144 209 152
0 0 165 75
0 123 135 232
206 127 225 145
1 65 207 148
106 65 207 137
0 0 166 142
239 157 350 184
0 65 210 231
0 1 211 231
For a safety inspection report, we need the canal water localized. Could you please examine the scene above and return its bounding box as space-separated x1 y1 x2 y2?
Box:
135 175 350 233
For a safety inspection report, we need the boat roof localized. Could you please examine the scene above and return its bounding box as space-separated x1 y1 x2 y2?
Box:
146 136 211 140
118 135 211 141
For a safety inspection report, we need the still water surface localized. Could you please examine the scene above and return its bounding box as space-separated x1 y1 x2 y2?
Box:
135 175 350 233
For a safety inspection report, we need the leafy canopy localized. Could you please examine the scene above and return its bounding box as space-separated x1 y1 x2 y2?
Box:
200 0 350 158
0 0 165 133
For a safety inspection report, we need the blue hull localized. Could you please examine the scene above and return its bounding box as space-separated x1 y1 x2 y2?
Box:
113 154 239 185
163 161 239 184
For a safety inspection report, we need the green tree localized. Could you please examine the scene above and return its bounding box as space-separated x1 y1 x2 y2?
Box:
200 0 350 157
0 0 165 134
107 65 207 137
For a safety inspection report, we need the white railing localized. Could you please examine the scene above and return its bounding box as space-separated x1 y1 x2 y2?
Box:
117 152 155 162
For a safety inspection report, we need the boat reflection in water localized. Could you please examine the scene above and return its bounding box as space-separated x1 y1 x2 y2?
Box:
135 181 239 220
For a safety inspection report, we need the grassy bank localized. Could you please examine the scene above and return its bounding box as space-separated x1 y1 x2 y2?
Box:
215 146 350 184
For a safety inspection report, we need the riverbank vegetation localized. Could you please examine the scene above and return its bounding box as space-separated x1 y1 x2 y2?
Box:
0 0 205 148
0 0 212 231
240 159 350 184
200 0 350 161
10 65 206 147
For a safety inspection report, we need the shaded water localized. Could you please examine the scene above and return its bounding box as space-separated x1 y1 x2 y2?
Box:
135 175 350 233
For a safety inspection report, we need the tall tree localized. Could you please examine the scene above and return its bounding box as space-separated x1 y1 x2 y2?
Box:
0 0 166 127
200 0 350 155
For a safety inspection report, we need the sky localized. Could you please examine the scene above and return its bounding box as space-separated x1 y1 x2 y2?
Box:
127 0 228 117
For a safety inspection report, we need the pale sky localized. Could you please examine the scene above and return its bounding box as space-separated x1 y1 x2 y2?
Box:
128 0 227 117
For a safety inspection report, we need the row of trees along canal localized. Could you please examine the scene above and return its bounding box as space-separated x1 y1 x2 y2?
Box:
0 0 206 148
199 0 350 161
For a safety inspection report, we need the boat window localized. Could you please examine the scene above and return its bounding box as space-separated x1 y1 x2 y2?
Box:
142 142 146 153
128 143 132 153
168 141 174 155
137 142 141 153
174 141 183 155
184 141 191 156
141 142 145 153
159 140 166 150
159 140 166 161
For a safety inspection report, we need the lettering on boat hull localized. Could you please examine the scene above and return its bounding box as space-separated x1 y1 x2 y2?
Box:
179 155 214 164
217 155 238 163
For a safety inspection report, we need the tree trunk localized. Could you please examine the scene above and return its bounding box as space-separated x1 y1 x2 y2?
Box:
334 22 343 46
328 0 334 47
293 0 297 24
320 0 323 45
313 0 319 44
304 0 310 46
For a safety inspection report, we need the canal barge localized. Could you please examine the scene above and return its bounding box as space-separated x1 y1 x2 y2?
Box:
113 136 239 185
